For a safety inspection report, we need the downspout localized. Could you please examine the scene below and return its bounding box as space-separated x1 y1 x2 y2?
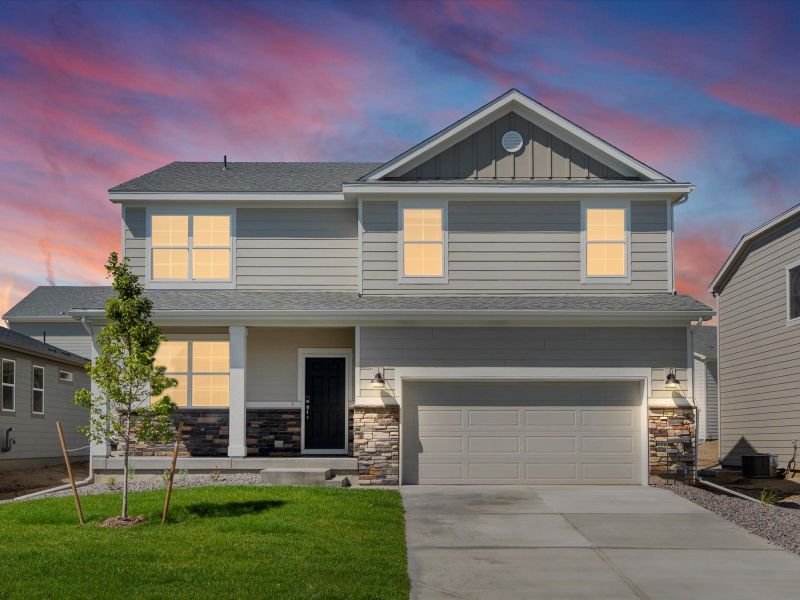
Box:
688 319 760 504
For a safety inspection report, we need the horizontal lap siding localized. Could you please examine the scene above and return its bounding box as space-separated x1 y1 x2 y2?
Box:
124 207 147 280
358 326 687 400
237 208 358 290
0 349 90 464
361 200 669 294
718 218 800 466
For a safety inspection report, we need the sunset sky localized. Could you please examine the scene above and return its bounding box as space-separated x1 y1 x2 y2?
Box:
1 0 799 319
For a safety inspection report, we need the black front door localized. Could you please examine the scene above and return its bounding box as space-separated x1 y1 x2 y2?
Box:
305 357 346 451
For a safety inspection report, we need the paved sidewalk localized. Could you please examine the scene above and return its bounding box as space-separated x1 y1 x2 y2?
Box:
402 485 800 599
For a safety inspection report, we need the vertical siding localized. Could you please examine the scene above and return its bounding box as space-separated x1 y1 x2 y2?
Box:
705 360 719 439
124 207 147 279
0 348 89 466
718 217 800 466
236 208 358 290
396 111 625 180
361 199 669 294
8 322 92 360
357 326 688 400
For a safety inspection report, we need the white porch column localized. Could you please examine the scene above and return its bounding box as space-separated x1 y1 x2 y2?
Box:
88 325 110 462
228 326 248 457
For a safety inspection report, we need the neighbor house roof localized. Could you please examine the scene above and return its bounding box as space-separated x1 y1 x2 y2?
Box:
4 286 713 322
109 162 382 194
693 326 717 360
711 202 800 294
0 326 88 366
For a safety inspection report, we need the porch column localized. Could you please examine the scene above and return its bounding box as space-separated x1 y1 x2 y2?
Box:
228 326 248 458
88 325 110 461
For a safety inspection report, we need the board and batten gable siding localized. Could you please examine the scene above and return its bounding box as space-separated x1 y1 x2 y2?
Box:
357 326 688 401
394 111 625 180
0 347 89 467
236 208 357 290
361 199 670 294
718 217 800 467
7 322 92 360
123 206 359 290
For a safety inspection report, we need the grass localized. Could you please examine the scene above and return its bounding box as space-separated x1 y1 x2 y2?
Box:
0 486 409 600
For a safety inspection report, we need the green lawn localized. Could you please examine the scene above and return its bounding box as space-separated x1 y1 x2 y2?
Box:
0 486 409 600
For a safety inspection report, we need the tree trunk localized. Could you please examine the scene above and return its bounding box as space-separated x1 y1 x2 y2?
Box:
122 415 131 519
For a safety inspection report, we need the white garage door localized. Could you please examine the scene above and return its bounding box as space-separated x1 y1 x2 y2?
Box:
402 381 643 485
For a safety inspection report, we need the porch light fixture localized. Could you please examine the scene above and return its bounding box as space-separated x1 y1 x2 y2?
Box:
370 370 386 390
665 370 680 389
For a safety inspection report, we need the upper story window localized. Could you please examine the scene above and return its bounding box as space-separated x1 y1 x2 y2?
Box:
150 214 232 283
152 340 230 407
399 202 447 282
788 263 800 322
32 365 44 414
581 201 630 283
2 359 14 412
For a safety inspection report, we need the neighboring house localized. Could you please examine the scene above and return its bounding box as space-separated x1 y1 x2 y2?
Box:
712 203 800 468
0 327 89 470
4 89 712 485
693 325 718 442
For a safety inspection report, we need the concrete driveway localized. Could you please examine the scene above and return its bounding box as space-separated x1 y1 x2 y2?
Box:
402 485 800 600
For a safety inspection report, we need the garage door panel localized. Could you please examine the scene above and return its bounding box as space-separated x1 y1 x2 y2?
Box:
403 381 642 485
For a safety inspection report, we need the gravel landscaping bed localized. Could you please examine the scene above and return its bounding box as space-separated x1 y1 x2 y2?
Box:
659 481 800 556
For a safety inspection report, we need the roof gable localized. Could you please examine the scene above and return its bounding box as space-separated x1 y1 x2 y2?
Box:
364 89 671 182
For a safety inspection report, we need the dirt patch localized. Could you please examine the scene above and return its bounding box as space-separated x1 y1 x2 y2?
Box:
698 440 719 469
0 462 89 500
705 469 800 506
100 515 148 528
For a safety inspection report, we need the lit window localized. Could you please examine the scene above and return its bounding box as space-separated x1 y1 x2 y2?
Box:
2 359 14 411
585 207 627 277
151 214 231 281
790 265 800 321
32 365 44 414
153 340 229 407
402 207 445 278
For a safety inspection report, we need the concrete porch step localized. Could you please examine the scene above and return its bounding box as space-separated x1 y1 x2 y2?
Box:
260 467 333 486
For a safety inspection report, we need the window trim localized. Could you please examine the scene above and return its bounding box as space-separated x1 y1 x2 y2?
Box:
580 199 632 285
32 364 45 415
155 335 231 409
786 259 800 326
397 200 449 284
2 358 15 413
145 208 236 289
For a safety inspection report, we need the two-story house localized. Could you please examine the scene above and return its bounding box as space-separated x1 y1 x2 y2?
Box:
4 90 712 485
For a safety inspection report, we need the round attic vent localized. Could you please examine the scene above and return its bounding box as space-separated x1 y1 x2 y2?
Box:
501 130 524 153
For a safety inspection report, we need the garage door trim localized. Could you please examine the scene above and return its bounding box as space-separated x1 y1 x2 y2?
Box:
394 367 652 486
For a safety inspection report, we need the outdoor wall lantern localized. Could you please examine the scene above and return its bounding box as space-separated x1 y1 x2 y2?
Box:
665 370 681 389
370 369 386 389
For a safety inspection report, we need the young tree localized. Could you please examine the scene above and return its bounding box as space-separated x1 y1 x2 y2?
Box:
75 253 176 520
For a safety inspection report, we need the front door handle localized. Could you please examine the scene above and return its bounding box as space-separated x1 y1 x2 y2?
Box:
305 395 310 420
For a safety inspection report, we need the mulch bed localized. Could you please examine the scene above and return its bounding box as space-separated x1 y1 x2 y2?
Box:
100 515 148 528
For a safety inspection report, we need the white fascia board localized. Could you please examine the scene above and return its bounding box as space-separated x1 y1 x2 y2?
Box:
344 182 693 201
711 202 800 293
108 191 345 203
3 315 77 323
364 89 671 182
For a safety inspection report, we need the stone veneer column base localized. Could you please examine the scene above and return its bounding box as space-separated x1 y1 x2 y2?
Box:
353 405 400 485
649 406 696 483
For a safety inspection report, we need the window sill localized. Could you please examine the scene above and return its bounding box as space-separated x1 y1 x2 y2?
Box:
787 316 800 327
399 277 449 285
580 277 632 285
146 281 236 290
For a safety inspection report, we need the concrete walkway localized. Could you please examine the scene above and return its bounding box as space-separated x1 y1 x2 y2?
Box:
402 485 800 599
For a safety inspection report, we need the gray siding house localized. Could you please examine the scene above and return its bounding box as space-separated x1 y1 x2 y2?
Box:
693 326 718 441
712 204 800 467
5 90 712 485
0 327 89 470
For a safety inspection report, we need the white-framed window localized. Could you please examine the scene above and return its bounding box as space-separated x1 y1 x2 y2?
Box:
152 339 230 407
2 359 15 412
32 365 44 415
58 370 73 383
787 260 800 325
148 212 233 285
398 201 448 282
580 200 631 283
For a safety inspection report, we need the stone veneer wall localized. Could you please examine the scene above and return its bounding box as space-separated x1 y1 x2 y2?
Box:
352 405 399 485
122 409 301 458
649 406 696 482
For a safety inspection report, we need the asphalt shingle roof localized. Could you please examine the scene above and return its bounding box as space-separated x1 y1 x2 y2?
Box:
5 286 713 318
694 325 717 358
109 162 383 193
0 326 88 365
